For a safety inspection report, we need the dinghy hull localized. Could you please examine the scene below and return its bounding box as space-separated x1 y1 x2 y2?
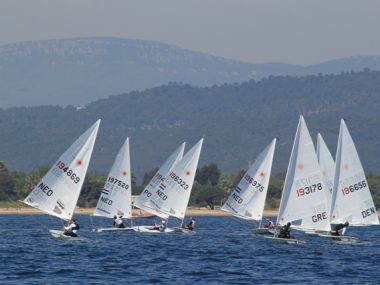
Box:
316 234 359 243
93 227 134 233
264 236 306 244
253 228 275 235
173 227 196 233
49 229 77 238
131 225 174 233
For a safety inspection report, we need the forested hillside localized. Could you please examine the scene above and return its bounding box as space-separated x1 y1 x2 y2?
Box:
1 69 380 180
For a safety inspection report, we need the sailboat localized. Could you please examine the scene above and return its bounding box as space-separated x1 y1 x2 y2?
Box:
221 139 276 235
133 139 203 233
330 119 379 228
92 138 134 232
134 142 185 221
23 120 100 238
265 116 330 244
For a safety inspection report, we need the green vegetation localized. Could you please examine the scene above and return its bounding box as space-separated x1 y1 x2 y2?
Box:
2 69 380 179
0 161 379 210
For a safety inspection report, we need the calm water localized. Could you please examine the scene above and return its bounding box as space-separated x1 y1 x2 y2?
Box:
0 215 379 284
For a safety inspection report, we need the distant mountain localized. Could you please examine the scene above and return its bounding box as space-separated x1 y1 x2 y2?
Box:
1 37 380 108
1 70 380 180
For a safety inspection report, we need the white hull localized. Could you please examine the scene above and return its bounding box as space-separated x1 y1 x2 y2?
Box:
304 230 331 236
93 227 134 233
49 229 78 239
252 228 275 235
173 227 196 234
316 234 359 243
264 236 306 244
131 225 174 233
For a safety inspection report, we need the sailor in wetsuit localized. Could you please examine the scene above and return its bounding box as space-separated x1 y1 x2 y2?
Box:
63 219 80 237
184 217 195 231
331 221 349 236
267 220 275 230
113 215 125 228
277 222 291 239
151 220 167 232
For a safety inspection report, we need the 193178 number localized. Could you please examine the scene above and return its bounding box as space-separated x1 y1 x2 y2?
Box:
296 183 322 197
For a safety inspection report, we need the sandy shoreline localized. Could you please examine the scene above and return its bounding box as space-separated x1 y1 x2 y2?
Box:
0 207 279 217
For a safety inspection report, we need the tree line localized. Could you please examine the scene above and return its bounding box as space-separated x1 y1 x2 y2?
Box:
0 161 379 210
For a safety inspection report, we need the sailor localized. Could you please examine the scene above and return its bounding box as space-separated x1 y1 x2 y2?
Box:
151 220 167 232
184 217 195 230
63 219 79 237
277 222 291 239
113 215 125 228
159 220 167 232
267 220 275 229
331 221 349 236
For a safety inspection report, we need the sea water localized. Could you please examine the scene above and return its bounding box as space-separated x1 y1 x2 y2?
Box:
0 215 379 284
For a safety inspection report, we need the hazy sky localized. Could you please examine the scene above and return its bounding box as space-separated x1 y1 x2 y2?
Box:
1 0 379 65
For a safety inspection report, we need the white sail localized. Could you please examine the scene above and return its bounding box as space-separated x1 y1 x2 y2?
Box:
158 138 203 219
134 142 186 219
23 120 100 220
330 119 379 225
222 138 276 221
316 133 335 206
277 116 331 232
94 138 132 219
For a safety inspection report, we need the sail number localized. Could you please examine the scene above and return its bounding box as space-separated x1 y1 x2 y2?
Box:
341 180 367 195
244 174 264 192
107 176 130 190
169 172 189 190
154 173 165 182
296 183 322 196
55 161 80 183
